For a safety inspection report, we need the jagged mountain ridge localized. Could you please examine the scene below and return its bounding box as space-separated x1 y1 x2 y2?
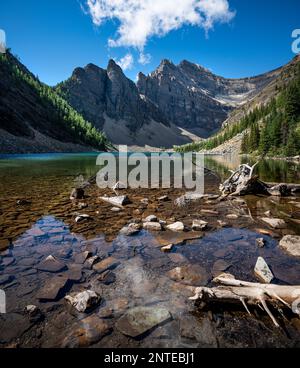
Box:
57 59 196 148
58 58 283 147
137 59 282 137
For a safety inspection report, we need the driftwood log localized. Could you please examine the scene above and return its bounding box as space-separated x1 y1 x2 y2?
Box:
220 163 300 197
190 273 300 327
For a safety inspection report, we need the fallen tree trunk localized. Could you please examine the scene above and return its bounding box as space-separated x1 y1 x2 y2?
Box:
220 163 300 197
189 273 300 328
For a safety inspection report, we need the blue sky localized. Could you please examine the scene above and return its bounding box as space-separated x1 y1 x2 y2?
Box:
1 0 300 85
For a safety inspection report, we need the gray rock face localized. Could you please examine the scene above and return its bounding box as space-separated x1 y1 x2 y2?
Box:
137 59 278 138
58 60 168 133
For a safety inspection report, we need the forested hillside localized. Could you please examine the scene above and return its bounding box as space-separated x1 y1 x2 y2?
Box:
0 52 110 153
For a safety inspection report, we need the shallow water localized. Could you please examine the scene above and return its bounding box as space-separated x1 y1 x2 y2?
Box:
0 153 300 348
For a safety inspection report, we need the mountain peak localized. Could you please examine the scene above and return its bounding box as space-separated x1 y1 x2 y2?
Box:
107 59 123 73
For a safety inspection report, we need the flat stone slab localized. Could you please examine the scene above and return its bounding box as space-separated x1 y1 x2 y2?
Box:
93 257 119 274
62 315 111 348
167 264 209 286
261 217 286 229
279 235 300 257
37 276 69 301
254 257 274 283
100 195 130 207
36 255 67 273
116 307 172 338
212 260 231 277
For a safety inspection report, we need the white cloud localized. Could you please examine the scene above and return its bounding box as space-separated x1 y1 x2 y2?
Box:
138 52 151 65
114 53 134 70
86 0 235 51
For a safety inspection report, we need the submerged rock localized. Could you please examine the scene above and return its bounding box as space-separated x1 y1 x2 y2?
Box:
167 222 185 232
167 265 209 286
37 276 69 301
254 257 274 283
98 270 116 285
93 257 119 274
62 315 111 348
37 255 67 273
120 223 141 236
261 217 286 229
212 260 231 277
256 238 265 248
279 235 300 257
65 290 101 313
143 222 162 231
116 306 172 338
192 220 208 231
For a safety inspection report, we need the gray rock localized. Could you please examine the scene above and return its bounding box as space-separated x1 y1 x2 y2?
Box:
279 235 300 257
116 306 172 338
93 257 119 274
212 260 231 277
62 315 111 348
75 214 92 223
167 264 209 286
192 220 208 231
143 222 162 231
37 276 69 301
120 223 141 236
36 255 67 273
74 251 93 264
261 217 286 229
256 238 265 248
84 255 100 269
254 257 274 283
70 188 85 200
166 222 185 232
100 195 130 207
143 215 158 223
65 290 101 313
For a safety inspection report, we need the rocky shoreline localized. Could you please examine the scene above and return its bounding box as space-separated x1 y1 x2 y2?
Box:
1 172 300 348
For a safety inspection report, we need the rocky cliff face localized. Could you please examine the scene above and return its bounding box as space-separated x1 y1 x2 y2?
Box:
58 60 168 133
57 60 197 148
137 60 282 138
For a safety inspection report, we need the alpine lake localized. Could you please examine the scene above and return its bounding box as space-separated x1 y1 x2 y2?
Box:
0 152 300 348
